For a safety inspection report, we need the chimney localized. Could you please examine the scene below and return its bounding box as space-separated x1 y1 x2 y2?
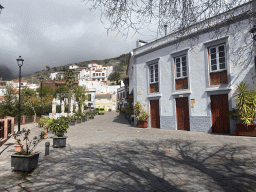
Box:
164 24 168 36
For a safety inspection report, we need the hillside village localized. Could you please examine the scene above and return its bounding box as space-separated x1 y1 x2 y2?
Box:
0 62 125 113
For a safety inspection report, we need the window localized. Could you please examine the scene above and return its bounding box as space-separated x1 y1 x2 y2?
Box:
174 55 188 90
175 55 187 78
93 73 95 76
208 44 228 85
148 62 159 93
149 64 158 84
209 44 226 72
102 73 105 76
96 73 98 76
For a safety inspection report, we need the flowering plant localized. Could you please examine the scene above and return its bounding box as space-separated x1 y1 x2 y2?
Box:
13 129 45 155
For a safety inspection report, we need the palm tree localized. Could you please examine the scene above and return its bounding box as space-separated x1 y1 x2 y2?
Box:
64 70 75 114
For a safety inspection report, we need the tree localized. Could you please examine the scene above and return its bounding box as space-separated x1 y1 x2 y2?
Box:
85 0 252 37
54 85 69 105
36 85 54 98
64 70 76 113
72 85 88 111
108 71 122 85
0 84 18 117
46 66 50 71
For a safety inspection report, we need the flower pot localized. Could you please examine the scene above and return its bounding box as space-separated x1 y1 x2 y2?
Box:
11 152 39 172
69 120 76 126
77 119 81 123
234 124 256 136
136 120 148 128
14 145 23 152
53 136 66 148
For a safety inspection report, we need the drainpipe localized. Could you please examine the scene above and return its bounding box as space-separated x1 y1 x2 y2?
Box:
164 24 168 36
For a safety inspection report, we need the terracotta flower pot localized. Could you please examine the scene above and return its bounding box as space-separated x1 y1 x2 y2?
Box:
234 124 256 136
136 120 148 128
14 144 23 152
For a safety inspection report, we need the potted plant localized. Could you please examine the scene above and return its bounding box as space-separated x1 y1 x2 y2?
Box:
88 110 94 119
81 113 88 122
229 81 256 136
69 116 76 126
134 101 149 128
48 117 69 148
42 118 52 139
38 118 49 128
11 129 45 172
14 138 23 152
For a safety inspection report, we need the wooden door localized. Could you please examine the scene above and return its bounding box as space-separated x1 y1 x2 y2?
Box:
210 94 230 133
176 97 190 131
150 100 160 128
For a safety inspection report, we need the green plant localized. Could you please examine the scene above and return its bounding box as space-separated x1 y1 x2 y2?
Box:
134 101 149 121
231 81 256 125
48 117 69 136
137 111 149 121
134 101 142 117
124 103 134 117
13 129 45 155
108 108 112 112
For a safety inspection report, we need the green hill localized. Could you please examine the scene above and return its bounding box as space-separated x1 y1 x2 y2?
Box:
18 53 130 84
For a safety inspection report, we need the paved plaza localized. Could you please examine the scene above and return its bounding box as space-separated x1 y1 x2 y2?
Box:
0 112 256 192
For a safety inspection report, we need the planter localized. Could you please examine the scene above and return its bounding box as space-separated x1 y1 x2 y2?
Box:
89 116 94 119
234 124 256 136
11 152 39 172
69 120 76 126
14 145 23 152
81 118 86 122
53 136 66 148
77 119 81 123
136 120 148 128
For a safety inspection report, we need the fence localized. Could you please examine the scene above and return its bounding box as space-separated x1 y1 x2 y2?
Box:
14 115 40 125
0 116 14 147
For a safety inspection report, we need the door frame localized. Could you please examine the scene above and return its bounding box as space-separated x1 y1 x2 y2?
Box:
147 96 161 128
206 89 232 133
172 93 191 131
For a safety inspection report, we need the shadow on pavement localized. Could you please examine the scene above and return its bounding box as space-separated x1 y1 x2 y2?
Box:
1 138 256 191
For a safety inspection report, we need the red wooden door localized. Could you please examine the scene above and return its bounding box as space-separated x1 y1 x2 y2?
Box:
150 100 160 128
176 97 190 131
210 94 230 133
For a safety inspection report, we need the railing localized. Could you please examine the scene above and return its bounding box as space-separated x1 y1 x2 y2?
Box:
7 120 11 135
0 121 4 139
0 117 14 147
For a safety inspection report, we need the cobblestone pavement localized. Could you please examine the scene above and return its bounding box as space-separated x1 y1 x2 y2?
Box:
1 112 256 192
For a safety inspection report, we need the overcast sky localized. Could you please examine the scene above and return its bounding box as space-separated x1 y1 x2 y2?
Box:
0 0 157 79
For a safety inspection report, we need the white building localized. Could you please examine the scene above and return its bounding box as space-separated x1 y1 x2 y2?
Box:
128 1 256 133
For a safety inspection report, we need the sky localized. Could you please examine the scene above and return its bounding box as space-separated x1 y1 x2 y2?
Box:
0 0 157 79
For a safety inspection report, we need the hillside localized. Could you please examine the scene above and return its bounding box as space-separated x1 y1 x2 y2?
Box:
17 53 130 84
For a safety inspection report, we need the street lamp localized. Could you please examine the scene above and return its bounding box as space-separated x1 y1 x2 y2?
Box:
16 56 24 134
0 4 4 14
39 76 44 117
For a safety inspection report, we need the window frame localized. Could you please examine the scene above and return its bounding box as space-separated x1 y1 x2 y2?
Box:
208 44 226 73
149 63 159 84
174 54 187 79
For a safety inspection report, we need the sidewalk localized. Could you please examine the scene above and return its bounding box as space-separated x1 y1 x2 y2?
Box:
1 112 256 191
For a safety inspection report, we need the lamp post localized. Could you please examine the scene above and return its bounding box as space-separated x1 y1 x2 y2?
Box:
0 4 4 14
39 76 44 117
16 56 24 134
